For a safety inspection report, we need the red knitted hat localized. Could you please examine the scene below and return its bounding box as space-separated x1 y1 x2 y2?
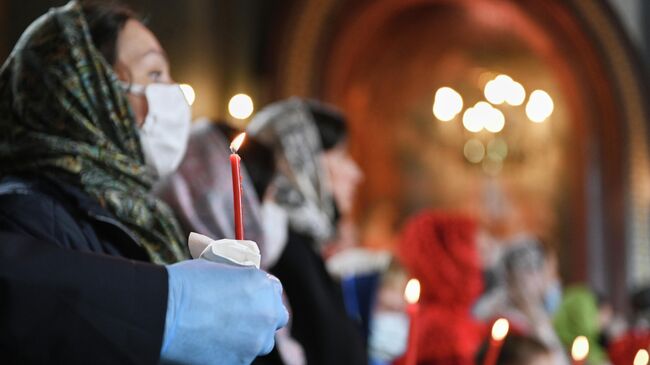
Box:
397 210 483 307
396 210 485 364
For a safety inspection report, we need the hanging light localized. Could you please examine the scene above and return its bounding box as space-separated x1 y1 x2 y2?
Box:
179 84 196 106
463 106 483 133
505 81 526 106
228 93 255 120
526 90 554 123
484 107 505 133
464 139 485 163
433 87 463 122
484 74 512 105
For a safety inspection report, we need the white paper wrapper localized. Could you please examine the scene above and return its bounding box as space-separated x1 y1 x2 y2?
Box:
188 232 261 269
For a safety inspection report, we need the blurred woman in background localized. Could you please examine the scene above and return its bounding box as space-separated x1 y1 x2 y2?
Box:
474 238 569 365
247 98 366 365
396 210 485 365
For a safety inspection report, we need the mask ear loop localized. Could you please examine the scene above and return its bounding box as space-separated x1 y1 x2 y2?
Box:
121 81 145 95
114 63 145 95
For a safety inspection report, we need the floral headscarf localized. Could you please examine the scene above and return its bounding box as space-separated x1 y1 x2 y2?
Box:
0 1 188 264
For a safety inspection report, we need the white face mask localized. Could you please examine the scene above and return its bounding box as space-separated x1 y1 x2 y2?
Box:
368 311 409 362
127 82 191 179
260 200 289 268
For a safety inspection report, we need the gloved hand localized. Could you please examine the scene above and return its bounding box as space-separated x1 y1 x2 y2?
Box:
160 259 289 365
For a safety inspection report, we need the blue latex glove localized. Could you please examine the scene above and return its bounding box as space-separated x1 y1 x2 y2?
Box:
160 259 289 364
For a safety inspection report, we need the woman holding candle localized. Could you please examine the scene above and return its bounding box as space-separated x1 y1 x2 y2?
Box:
156 120 284 267
0 2 287 362
247 98 366 365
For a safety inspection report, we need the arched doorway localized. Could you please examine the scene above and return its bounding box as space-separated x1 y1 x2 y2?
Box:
272 0 650 310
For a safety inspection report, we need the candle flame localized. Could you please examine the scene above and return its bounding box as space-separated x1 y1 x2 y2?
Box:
230 133 246 153
635 349 650 365
404 278 421 304
571 336 589 361
491 318 509 341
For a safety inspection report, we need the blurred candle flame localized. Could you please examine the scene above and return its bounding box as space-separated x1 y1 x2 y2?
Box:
491 318 509 341
404 278 421 304
571 336 589 361
230 133 246 153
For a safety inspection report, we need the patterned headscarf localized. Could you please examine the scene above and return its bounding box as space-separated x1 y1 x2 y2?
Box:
247 98 336 246
0 1 189 264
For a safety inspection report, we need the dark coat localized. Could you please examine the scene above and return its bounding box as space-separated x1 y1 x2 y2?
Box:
255 230 367 365
0 175 166 364
0 175 149 260
0 231 167 364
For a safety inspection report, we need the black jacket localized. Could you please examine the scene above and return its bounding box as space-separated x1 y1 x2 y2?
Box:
0 175 166 363
255 230 367 365
0 175 149 260
0 231 167 364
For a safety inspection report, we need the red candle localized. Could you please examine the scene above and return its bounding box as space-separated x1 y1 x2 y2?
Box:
571 336 589 365
483 318 509 365
229 133 246 240
404 278 421 365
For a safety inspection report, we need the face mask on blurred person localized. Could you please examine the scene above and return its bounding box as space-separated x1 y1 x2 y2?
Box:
543 280 563 314
124 82 191 178
368 311 409 362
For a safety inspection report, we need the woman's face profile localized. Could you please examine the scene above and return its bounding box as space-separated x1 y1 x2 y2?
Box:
322 144 363 215
114 19 171 126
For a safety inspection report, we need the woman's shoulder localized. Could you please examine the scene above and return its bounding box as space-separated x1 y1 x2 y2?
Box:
0 175 62 213
0 175 90 248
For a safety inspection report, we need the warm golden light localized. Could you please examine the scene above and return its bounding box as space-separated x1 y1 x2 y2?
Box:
463 107 482 133
634 349 650 365
463 102 504 133
482 157 503 176
404 278 421 304
433 87 463 122
464 139 485 164
487 138 508 161
571 336 589 361
230 132 246 153
491 318 509 341
525 90 554 123
484 107 505 133
505 81 526 106
228 93 254 120
484 74 511 105
179 84 196 106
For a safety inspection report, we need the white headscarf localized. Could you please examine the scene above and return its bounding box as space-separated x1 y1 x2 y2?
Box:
247 98 336 246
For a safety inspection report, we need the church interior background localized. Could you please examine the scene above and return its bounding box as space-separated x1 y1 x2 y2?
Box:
2 0 650 313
